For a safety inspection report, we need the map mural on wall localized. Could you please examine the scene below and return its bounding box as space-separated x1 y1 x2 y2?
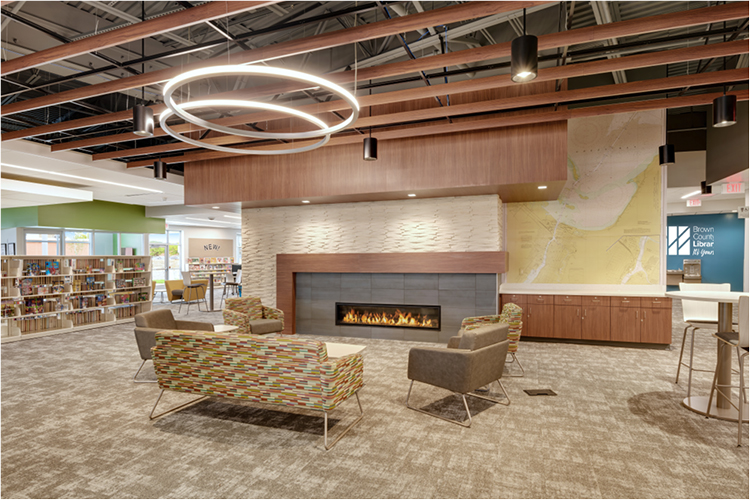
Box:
506 110 663 284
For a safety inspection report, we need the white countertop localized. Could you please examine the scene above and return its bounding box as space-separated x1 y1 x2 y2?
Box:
665 291 749 303
500 290 669 298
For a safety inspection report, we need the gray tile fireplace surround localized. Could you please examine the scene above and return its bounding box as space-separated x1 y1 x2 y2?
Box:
295 273 498 343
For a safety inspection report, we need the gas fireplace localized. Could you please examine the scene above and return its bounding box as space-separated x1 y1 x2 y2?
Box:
335 302 441 331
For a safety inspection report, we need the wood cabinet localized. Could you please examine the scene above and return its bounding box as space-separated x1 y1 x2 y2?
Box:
554 295 581 339
525 295 553 338
581 296 611 341
499 293 672 344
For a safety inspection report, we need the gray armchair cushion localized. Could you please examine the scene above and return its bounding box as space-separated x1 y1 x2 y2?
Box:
457 324 508 350
408 326 510 394
134 309 213 360
248 319 283 335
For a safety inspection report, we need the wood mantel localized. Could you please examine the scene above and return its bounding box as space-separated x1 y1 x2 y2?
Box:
276 251 507 335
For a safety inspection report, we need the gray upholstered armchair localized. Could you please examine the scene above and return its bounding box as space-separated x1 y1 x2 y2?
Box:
406 323 511 427
133 308 214 383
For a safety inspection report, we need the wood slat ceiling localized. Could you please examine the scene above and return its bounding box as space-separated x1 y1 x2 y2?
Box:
1 0 748 169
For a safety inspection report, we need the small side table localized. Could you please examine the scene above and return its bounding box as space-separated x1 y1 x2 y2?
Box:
214 324 240 334
325 342 366 359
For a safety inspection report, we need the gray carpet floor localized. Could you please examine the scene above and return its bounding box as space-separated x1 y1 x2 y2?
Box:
1 298 748 499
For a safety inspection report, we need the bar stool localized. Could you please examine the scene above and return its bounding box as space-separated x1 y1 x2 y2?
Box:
675 283 730 397
220 269 241 309
706 295 748 446
178 271 207 314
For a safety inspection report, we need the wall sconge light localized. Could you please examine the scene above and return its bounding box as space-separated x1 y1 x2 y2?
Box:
153 160 167 180
363 136 378 161
713 94 737 128
511 9 538 83
134 105 154 137
659 144 675 166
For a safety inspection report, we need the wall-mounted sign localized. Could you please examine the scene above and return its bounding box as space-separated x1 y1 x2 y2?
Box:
188 238 234 258
722 182 746 195
739 206 749 219
686 199 702 207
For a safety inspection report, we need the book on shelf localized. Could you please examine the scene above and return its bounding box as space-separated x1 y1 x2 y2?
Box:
45 261 59 275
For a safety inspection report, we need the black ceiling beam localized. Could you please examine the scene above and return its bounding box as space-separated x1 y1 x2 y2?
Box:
0 9 142 78
0 2 399 99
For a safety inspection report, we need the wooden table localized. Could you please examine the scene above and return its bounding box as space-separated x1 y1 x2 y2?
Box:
325 342 366 359
666 291 749 421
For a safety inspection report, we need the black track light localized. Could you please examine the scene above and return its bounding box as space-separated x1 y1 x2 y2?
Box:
511 9 538 83
701 180 712 195
659 144 675 166
133 105 154 137
712 94 736 128
154 160 167 180
363 137 378 161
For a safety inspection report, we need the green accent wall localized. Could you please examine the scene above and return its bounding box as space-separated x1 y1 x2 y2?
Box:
1 201 164 233
1 207 39 229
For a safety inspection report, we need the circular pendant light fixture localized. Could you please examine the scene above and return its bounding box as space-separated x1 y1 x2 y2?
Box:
511 9 538 83
160 65 359 154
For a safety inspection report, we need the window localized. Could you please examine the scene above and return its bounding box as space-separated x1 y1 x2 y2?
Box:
65 231 92 256
25 232 61 256
236 232 242 265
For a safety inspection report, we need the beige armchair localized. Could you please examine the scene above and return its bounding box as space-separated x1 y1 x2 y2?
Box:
223 296 284 335
406 323 510 427
133 308 214 383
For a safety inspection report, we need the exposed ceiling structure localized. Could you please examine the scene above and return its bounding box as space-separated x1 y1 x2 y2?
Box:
1 0 748 221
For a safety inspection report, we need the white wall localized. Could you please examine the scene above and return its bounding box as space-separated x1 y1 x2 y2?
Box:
241 195 504 307
168 224 240 271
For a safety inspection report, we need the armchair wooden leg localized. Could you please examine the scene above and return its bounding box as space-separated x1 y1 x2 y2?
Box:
323 391 364 450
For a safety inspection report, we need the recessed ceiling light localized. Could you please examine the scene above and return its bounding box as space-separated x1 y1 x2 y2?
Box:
301 200 310 204
681 190 701 199
1 163 163 193
407 194 416 197
212 206 220 209
538 185 547 190
185 217 236 224
224 215 241 219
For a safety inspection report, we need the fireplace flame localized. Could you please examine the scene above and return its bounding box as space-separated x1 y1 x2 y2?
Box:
341 308 437 328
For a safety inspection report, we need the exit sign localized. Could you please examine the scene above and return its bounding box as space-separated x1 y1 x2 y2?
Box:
723 182 746 194
687 199 702 207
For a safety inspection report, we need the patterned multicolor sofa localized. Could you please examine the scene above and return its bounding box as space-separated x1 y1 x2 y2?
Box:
455 302 525 376
150 330 364 450
223 296 284 335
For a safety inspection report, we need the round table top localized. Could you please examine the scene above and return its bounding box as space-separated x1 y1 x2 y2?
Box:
665 291 749 303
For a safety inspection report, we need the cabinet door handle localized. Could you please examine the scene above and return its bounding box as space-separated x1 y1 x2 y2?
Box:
583 308 587 318
528 306 531 317
577 308 580 318
635 310 638 319
642 310 646 322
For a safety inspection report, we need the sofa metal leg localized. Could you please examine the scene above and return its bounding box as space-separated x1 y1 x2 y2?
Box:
149 389 208 420
470 379 511 406
405 380 473 428
133 359 157 384
505 353 525 377
323 391 364 450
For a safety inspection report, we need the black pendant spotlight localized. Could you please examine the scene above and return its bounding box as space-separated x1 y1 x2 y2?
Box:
701 180 712 195
363 136 378 161
153 160 167 180
511 8 538 83
713 93 737 128
133 104 154 137
132 3 154 137
659 144 675 166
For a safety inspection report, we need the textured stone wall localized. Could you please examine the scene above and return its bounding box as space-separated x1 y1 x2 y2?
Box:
241 195 503 306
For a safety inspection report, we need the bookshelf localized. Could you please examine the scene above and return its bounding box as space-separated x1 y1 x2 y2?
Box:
188 256 233 286
1 255 152 343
